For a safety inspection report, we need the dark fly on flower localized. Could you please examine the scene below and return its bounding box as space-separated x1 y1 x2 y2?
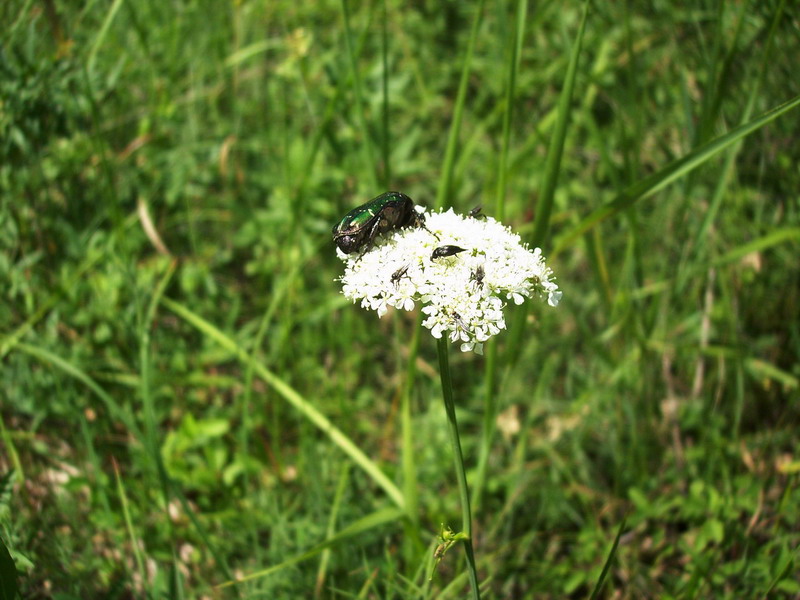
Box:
470 265 485 289
451 311 469 332
431 245 467 260
391 264 410 287
468 204 486 219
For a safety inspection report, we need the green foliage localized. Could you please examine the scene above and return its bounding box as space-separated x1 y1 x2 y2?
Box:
0 471 19 600
1 0 799 598
0 536 17 600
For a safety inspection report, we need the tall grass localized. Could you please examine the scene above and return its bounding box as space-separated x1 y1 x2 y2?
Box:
1 1 799 598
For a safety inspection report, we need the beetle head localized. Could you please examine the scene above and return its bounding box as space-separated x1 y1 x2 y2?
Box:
334 234 362 254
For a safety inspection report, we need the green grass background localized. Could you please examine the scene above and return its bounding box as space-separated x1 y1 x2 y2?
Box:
1 0 799 597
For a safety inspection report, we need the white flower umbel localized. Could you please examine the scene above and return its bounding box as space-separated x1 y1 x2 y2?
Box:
336 207 562 354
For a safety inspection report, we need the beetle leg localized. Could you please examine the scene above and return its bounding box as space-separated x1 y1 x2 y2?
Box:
422 221 440 241
411 211 440 241
356 216 384 260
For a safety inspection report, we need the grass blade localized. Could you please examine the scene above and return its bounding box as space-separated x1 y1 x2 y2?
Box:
112 458 147 588
0 418 23 482
553 93 800 256
588 515 627 600
761 544 799 600
15 342 143 442
690 0 785 252
341 0 378 190
713 227 800 267
531 0 590 248
494 0 528 221
161 297 406 510
435 0 487 209
86 0 125 73
218 507 405 587
315 464 350 598
140 260 177 483
381 0 391 187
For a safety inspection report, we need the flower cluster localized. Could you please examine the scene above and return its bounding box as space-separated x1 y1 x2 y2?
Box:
336 207 561 354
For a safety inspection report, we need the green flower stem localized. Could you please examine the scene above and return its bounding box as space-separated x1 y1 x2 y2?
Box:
436 336 481 600
472 339 499 513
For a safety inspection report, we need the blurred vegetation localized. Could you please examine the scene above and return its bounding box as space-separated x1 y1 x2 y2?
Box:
1 0 799 598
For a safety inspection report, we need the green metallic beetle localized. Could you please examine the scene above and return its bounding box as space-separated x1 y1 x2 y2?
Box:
332 191 425 255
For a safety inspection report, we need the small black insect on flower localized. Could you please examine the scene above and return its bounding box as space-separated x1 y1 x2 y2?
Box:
430 245 467 261
470 265 485 289
390 264 410 287
468 204 486 219
451 311 469 332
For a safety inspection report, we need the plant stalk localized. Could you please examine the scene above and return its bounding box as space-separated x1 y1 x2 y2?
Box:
436 336 481 600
